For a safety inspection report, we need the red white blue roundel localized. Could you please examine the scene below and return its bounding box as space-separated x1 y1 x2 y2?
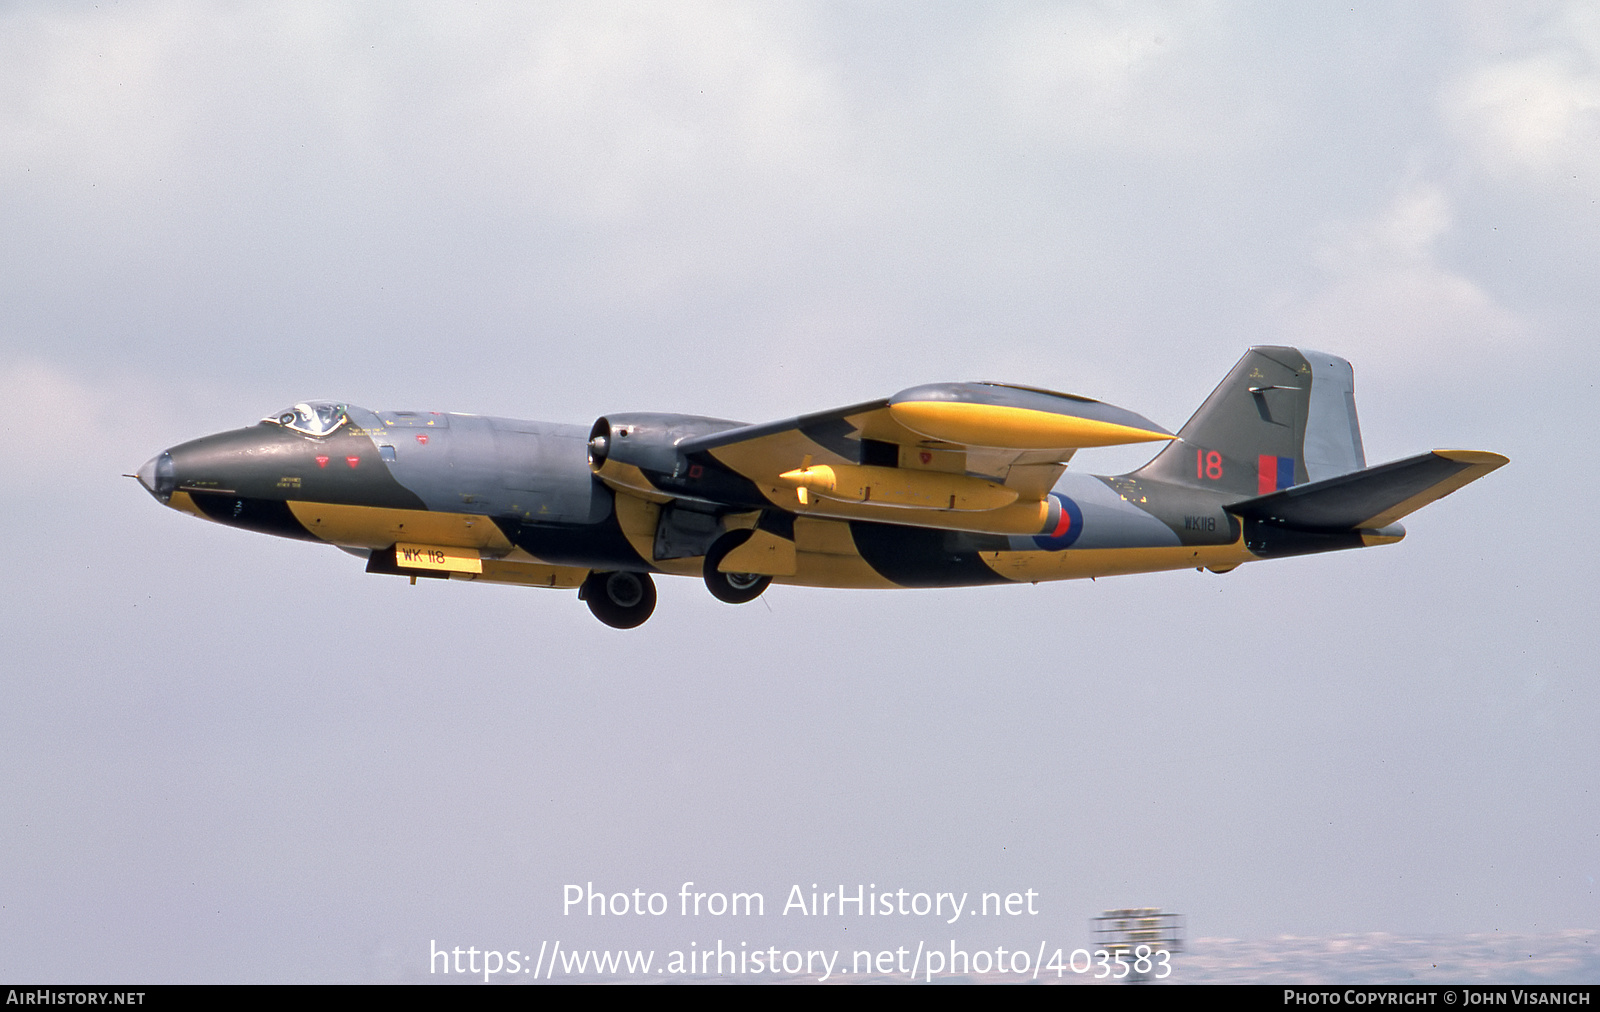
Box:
1032 492 1083 550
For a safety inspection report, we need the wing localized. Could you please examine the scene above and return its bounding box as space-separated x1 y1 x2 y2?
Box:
673 382 1173 533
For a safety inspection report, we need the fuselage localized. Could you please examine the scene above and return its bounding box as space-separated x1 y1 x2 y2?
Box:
137 350 1506 628
137 401 1266 595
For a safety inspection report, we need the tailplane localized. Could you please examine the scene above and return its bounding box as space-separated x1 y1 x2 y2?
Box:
1227 449 1508 531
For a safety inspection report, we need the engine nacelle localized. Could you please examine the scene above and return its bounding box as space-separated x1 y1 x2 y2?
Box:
587 413 745 496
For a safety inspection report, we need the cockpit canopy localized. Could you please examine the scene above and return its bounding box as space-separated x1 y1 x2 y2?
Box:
265 401 349 437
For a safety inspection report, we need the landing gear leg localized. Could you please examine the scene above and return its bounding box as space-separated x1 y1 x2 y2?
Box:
579 570 657 629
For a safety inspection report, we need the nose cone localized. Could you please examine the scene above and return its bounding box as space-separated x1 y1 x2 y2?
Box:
135 451 177 503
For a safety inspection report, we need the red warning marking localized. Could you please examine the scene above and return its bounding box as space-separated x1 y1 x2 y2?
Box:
688 464 704 479
919 451 932 464
345 456 360 468
315 456 329 468
416 434 428 445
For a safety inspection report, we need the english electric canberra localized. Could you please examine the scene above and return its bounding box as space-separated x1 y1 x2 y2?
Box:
135 347 1505 628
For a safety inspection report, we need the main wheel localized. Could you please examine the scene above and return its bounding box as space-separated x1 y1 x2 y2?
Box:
580 570 657 629
703 530 773 605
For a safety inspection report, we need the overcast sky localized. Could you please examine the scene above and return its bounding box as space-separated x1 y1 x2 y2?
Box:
2 1 1595 983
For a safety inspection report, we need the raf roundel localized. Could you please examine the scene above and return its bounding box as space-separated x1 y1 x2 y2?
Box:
1032 493 1084 551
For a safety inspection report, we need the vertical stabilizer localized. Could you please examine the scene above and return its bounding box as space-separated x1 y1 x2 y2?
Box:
1136 347 1365 497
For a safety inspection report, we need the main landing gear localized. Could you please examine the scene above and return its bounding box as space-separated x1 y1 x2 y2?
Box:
581 530 773 628
702 530 772 605
580 570 657 629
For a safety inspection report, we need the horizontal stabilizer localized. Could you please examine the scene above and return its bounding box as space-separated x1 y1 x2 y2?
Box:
1227 450 1508 530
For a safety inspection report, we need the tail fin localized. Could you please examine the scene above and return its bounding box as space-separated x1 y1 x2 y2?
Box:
1136 346 1366 497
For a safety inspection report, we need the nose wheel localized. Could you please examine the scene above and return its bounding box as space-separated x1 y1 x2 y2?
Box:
703 530 773 604
580 570 657 629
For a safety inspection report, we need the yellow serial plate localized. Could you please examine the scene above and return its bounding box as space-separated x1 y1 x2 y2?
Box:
394 543 483 574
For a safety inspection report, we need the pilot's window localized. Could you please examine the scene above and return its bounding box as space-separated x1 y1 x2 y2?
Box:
266 401 348 437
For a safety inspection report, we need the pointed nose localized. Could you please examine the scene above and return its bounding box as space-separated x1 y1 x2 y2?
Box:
135 451 177 503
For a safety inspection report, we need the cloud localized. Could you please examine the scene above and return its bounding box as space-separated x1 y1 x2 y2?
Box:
0 359 104 461
988 4 1267 158
384 4 861 224
0 354 238 485
1442 5 1600 192
0 5 186 191
0 3 863 226
1276 182 1527 361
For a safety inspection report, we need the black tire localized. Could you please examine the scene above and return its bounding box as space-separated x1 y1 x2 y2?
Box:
703 530 773 605
580 570 657 629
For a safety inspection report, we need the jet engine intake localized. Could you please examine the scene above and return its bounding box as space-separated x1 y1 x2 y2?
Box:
588 413 746 495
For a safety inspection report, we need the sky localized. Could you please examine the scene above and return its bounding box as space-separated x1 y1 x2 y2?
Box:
1 0 1595 983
